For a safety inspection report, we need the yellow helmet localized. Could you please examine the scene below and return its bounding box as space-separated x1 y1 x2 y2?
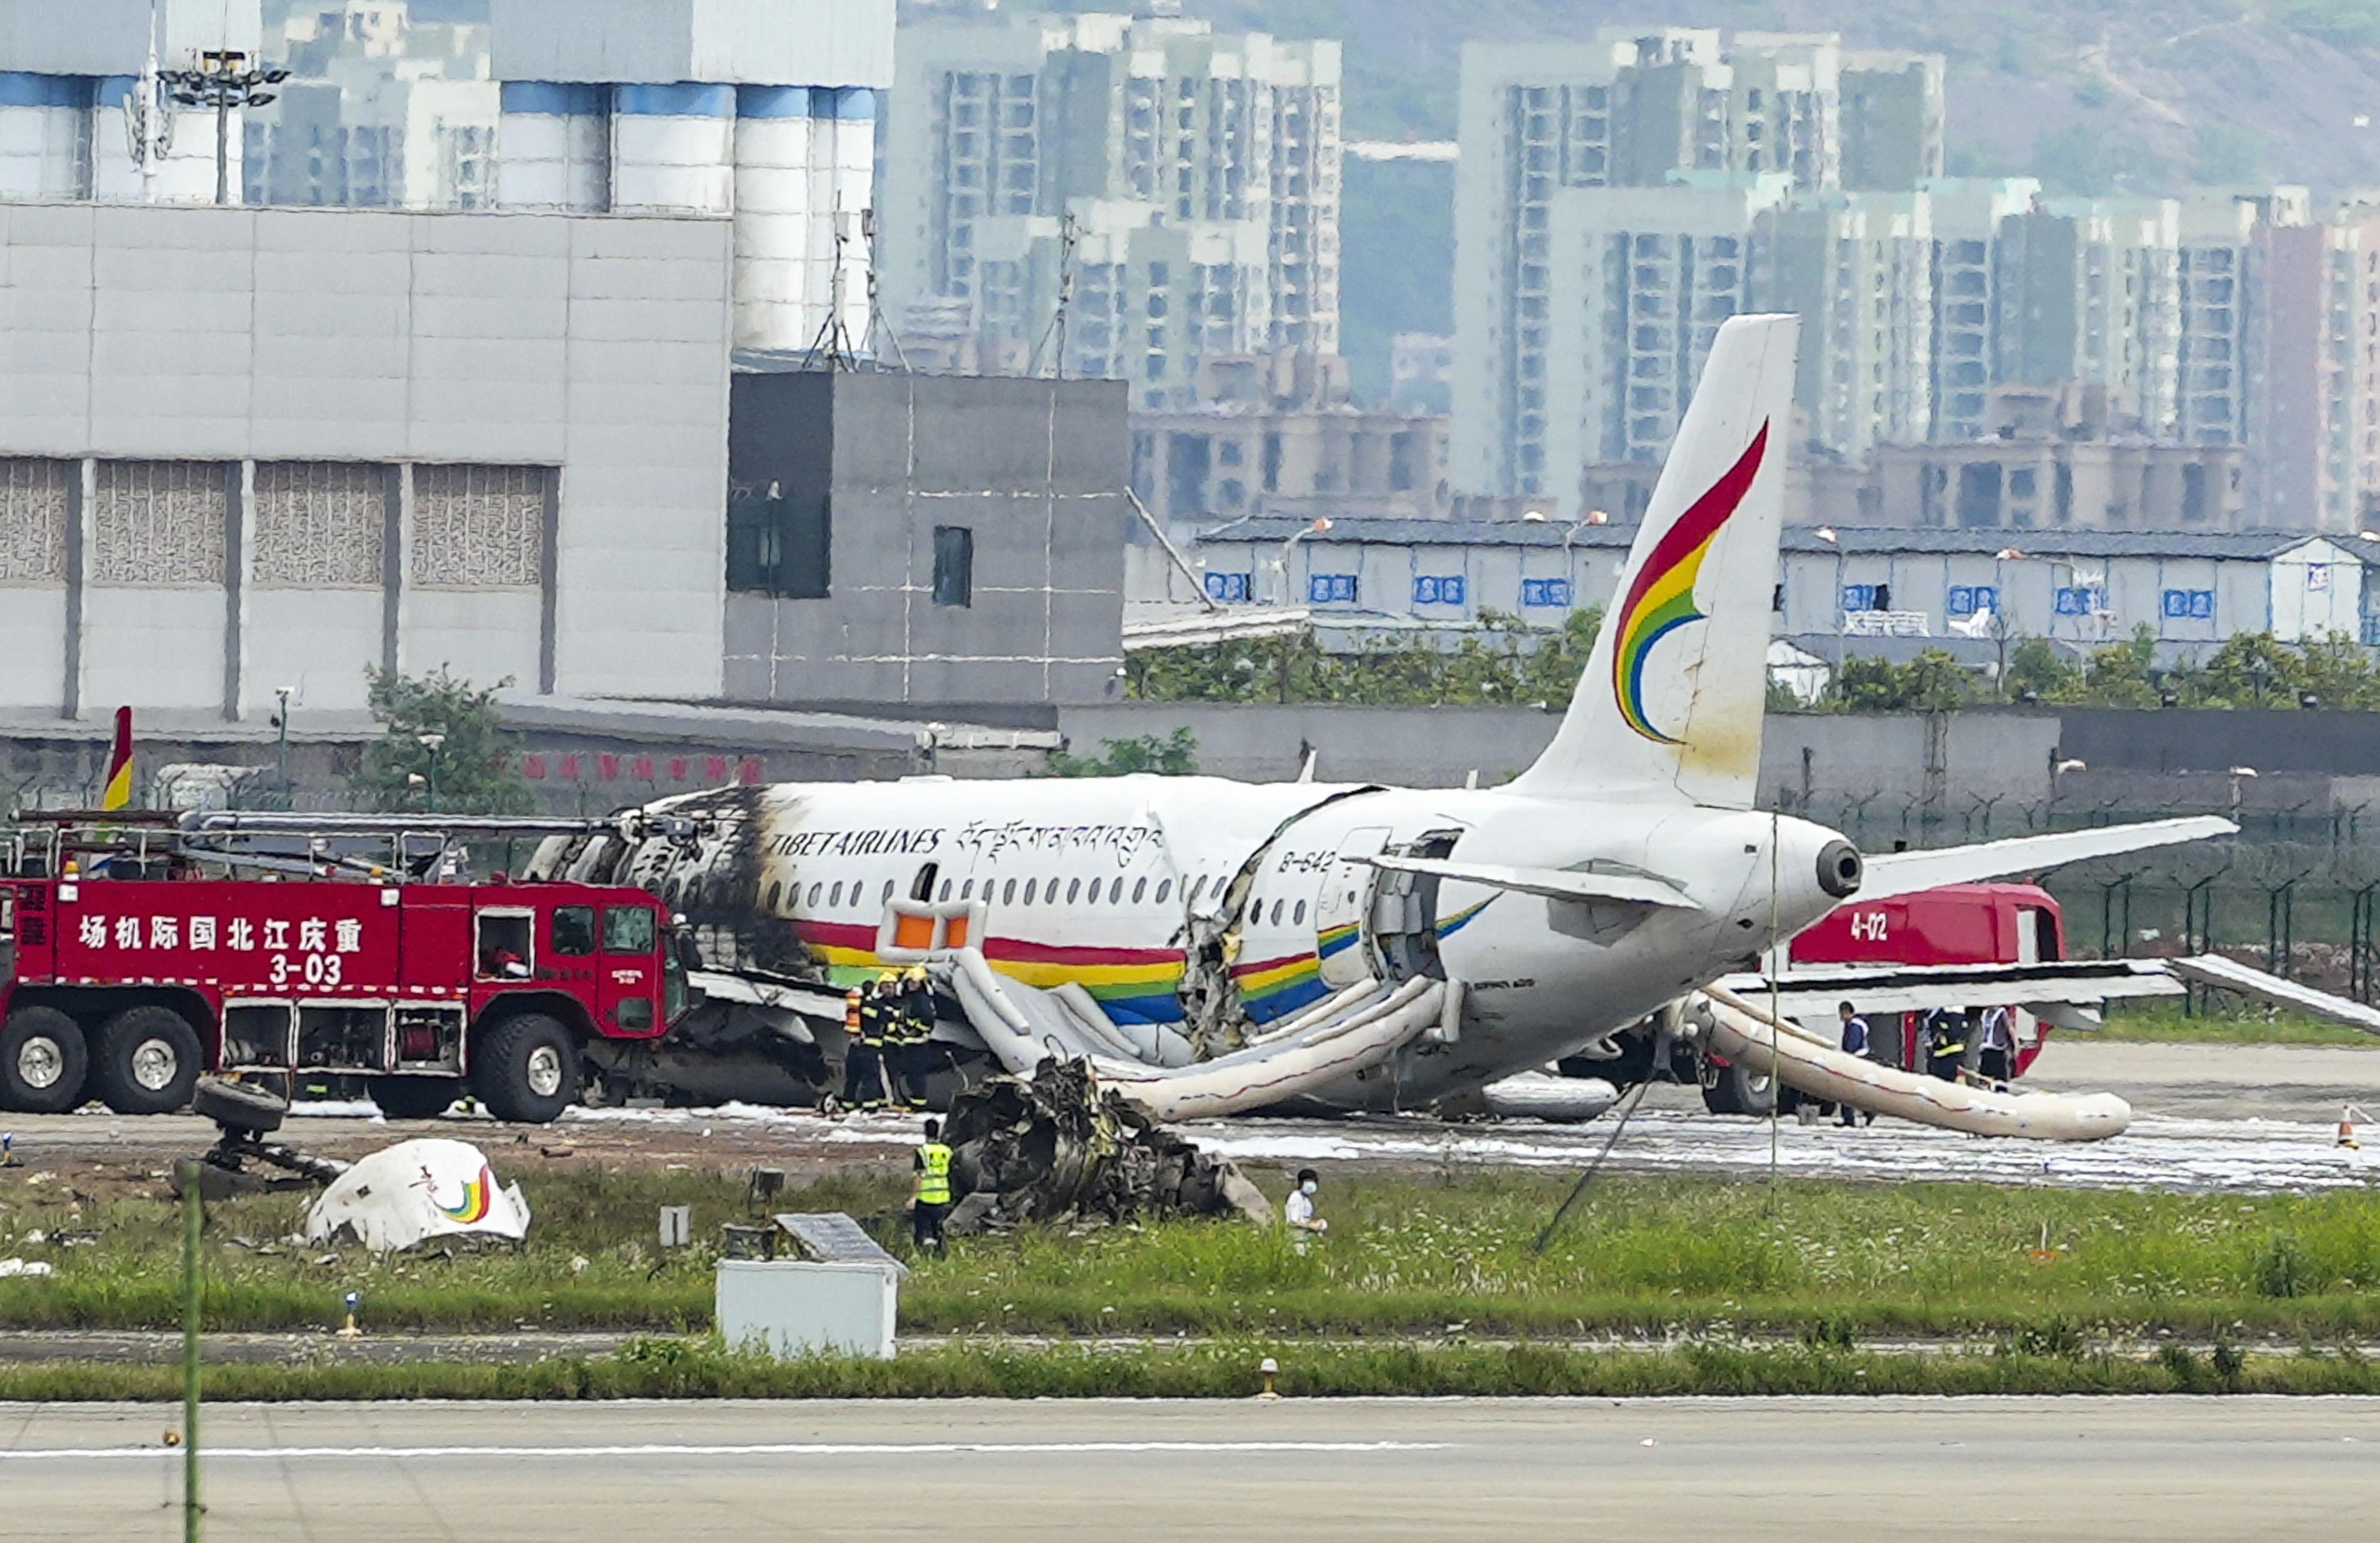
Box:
904 965 928 983
878 970 901 985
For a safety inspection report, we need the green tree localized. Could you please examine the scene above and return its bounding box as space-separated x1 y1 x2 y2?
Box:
1830 655 1912 712
2079 625 2163 708
1047 728 1200 778
1124 609 1604 709
1900 648 1979 711
2005 636 2083 702
2194 631 2306 708
356 666 535 814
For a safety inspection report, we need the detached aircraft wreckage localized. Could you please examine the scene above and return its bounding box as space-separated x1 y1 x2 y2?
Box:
527 315 2266 1143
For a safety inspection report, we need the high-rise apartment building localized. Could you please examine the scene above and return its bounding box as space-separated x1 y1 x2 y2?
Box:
1925 178 2039 442
1761 190 1935 462
244 1 497 210
2249 212 2380 531
878 13 1341 407
1997 198 2182 437
1455 28 1946 501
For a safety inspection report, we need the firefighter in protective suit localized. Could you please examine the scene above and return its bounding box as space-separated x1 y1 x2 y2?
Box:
893 964 936 1109
842 976 894 1110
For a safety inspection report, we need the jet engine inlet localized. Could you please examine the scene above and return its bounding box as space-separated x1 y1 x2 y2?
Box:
1816 840 1863 898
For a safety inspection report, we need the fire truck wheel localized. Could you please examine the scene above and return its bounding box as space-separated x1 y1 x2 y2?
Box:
471 1013 580 1124
1 1006 88 1114
90 1005 203 1115
1711 1058 1777 1118
370 1076 463 1121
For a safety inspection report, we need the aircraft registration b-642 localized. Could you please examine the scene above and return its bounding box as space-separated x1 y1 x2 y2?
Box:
529 315 2231 1120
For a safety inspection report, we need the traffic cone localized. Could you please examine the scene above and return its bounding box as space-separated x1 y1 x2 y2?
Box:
2338 1108 2360 1150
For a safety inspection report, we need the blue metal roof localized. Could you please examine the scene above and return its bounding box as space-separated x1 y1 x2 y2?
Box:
1195 518 2364 563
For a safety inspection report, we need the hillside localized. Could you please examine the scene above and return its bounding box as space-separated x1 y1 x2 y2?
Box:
1177 0 2380 193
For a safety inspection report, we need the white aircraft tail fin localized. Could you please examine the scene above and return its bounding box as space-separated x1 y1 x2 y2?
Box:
1511 314 1799 808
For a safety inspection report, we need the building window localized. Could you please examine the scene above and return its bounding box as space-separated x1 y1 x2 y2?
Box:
1204 571 1251 603
253 462 385 589
726 484 830 598
91 461 230 585
1946 585 1998 618
1308 573 1358 604
933 525 974 607
1413 574 1466 606
413 465 546 588
0 458 71 582
2054 586 2106 617
2162 588 2216 621
1521 578 1573 609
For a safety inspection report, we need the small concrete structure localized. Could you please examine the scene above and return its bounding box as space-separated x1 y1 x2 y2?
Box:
715 1258 897 1360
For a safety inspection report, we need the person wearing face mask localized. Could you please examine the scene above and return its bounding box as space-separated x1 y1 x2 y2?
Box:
1284 1168 1328 1247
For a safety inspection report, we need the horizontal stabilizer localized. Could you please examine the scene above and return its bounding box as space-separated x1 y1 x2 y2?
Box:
1856 817 2235 902
1360 855 1699 909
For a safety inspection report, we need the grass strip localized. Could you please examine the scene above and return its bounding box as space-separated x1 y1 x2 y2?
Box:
11 1168 2380 1342
2094 1000 2378 1046
2 1337 2375 1401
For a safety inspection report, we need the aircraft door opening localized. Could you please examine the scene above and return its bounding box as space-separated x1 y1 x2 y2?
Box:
1374 831 1461 983
1315 827 1392 989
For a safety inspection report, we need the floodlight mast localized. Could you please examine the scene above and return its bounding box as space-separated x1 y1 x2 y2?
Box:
157 50 291 206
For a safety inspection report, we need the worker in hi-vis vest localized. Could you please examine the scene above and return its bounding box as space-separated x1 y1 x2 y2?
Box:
911 1117 954 1256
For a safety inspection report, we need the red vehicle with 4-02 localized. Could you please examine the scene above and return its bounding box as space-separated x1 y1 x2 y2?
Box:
0 872 690 1121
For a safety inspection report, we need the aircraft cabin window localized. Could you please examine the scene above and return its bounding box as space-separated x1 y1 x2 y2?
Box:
1270 898 1285 927
764 882 782 913
1003 879 1017 904
1294 901 1308 925
939 879 953 903
881 880 895 905
1156 879 1173 903
1189 876 1207 904
1066 878 1081 905
807 882 822 907
829 882 845 907
1024 879 1038 906
1132 877 1148 904
961 879 975 900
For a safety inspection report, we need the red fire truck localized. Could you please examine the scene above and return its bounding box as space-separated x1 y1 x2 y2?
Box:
0 813 693 1122
1786 881 2064 1076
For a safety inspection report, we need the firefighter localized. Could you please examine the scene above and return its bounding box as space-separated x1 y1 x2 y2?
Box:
910 1117 954 1256
845 976 894 1110
835 982 870 1113
1924 1006 1967 1083
895 964 936 1110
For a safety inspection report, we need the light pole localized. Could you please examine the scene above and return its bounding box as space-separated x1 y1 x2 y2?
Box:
417 731 446 813
272 685 293 802
160 51 289 206
1276 517 1332 606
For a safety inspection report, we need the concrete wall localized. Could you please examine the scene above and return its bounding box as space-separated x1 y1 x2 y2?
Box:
0 202 734 721
725 371 1129 708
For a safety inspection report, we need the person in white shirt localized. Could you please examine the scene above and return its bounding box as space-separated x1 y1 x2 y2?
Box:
1284 1168 1327 1247
1976 1004 2016 1086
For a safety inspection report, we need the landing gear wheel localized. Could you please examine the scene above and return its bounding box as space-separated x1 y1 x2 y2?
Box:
90 1005 202 1115
1702 1058 1777 1119
0 1006 88 1114
469 1014 580 1124
191 1075 287 1134
370 1076 464 1121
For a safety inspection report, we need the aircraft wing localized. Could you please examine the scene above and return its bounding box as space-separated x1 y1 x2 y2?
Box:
1714 960 2186 1023
1360 855 1698 909
1718 952 2380 1040
1856 817 2235 901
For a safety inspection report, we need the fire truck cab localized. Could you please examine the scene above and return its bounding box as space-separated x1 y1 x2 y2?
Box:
0 816 690 1123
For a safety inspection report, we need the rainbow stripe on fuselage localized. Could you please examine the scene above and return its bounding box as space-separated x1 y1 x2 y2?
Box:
1609 423 1769 744
795 897 1496 1027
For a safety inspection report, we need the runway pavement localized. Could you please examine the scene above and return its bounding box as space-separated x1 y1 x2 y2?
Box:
6 1396 2378 1541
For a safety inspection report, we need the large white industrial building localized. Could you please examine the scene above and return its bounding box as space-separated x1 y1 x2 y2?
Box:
0 0 934 735
0 201 735 719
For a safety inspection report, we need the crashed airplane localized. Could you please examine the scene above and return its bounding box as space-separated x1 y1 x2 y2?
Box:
525 315 2231 1127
